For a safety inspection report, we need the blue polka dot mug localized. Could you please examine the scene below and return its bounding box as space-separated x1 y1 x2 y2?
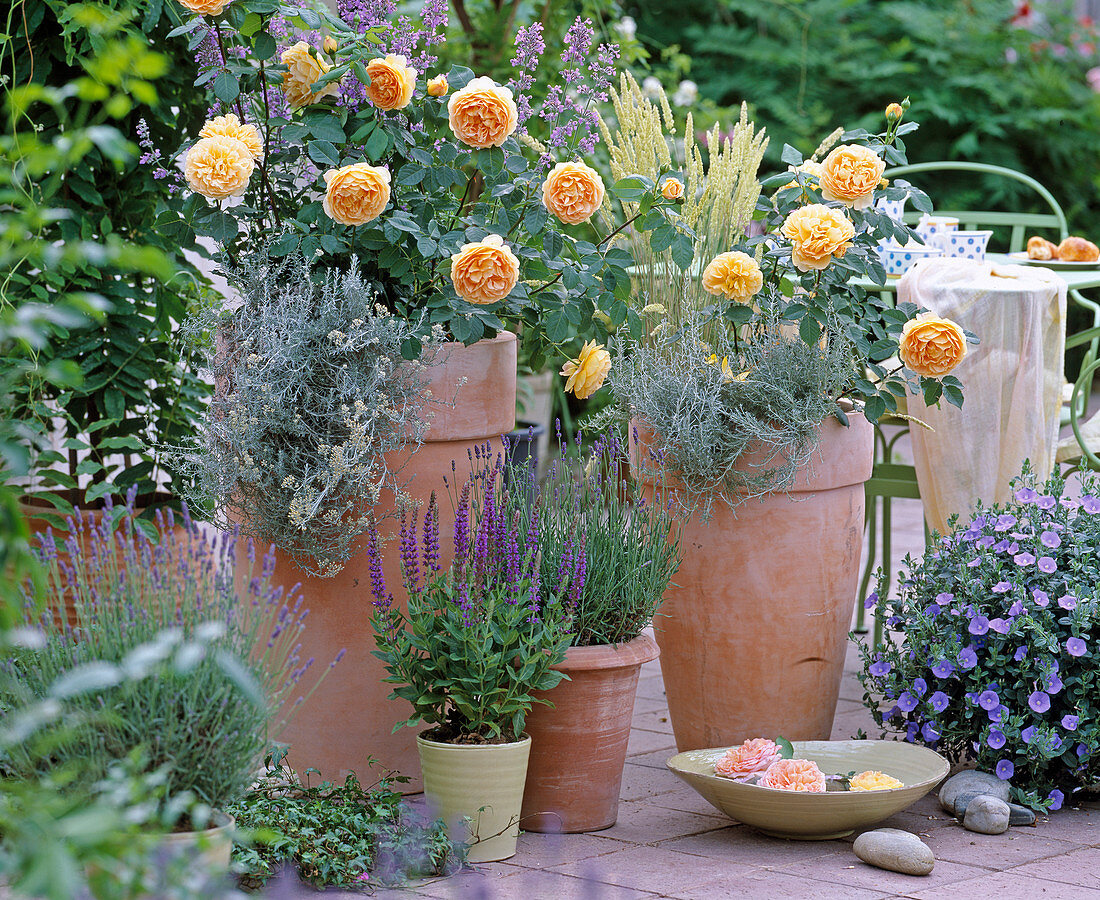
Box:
945 230 993 261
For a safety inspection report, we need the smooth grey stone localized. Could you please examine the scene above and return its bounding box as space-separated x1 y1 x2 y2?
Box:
939 771 1011 813
951 789 991 818
1008 803 1037 826
963 796 1011 834
853 828 935 876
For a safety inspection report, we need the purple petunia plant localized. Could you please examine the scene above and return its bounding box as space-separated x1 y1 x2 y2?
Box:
368 447 581 744
858 465 1100 811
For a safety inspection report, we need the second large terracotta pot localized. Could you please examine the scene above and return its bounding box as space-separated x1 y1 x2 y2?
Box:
521 633 659 833
266 332 517 788
632 407 873 751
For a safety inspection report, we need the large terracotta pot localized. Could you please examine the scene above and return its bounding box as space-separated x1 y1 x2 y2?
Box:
418 733 531 863
521 633 659 833
265 332 517 788
631 407 873 751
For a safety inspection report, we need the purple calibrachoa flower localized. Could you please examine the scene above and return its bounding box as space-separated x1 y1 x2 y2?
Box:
1063 714 1080 731
1022 725 1036 743
1061 497 1080 512
1067 637 1088 657
969 615 990 635
996 759 1015 780
1015 646 1028 661
1058 594 1078 610
922 722 940 742
1048 789 1065 811
987 729 1007 749
1014 552 1036 566
1082 495 1100 514
1033 589 1050 607
958 646 979 669
1040 530 1062 549
1029 690 1052 713
1037 556 1058 574
989 617 1010 635
929 691 950 712
978 535 996 548
936 592 955 604
1037 495 1056 510
978 689 1000 710
993 539 1011 553
913 677 928 696
1016 487 1039 503
1044 672 1064 693
995 514 1018 531
932 659 955 679
905 723 919 742
864 591 879 610
992 581 1013 593
869 658 892 677
1009 600 1024 617
898 691 919 712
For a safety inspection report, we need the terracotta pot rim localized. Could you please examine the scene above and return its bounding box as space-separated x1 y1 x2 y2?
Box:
435 330 516 351
552 633 660 672
417 732 532 750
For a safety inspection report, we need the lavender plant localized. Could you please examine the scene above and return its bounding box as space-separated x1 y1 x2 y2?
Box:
859 466 1100 811
2 492 335 813
169 254 440 577
368 451 580 743
529 428 681 647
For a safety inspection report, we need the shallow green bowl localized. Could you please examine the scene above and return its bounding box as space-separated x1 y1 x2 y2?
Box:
667 740 949 840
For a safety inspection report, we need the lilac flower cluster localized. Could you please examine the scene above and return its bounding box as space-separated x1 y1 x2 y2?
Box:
859 469 1100 812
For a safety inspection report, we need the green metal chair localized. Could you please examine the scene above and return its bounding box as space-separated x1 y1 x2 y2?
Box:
856 161 1100 647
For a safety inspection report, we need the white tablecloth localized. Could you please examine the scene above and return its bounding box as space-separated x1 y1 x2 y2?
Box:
898 258 1067 534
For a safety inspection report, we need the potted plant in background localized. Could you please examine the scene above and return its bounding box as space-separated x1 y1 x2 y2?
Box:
3 492 333 875
604 79 972 750
367 450 583 862
166 0 676 783
860 465 1100 813
519 427 681 833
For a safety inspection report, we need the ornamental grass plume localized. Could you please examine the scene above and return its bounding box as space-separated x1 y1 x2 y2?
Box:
3 490 335 812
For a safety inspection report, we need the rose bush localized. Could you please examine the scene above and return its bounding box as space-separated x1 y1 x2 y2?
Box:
898 313 968 377
859 466 1100 811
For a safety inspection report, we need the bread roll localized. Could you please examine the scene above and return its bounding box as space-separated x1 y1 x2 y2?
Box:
1057 236 1100 262
1027 236 1057 260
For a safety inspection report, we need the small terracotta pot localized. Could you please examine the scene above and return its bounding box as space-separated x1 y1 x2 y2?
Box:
631 407 873 750
521 634 659 833
418 733 531 863
260 333 518 789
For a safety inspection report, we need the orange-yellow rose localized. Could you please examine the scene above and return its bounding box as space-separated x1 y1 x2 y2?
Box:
849 770 904 792
780 160 823 191
427 74 449 97
661 178 684 200
780 204 856 272
322 162 391 226
898 312 967 377
714 739 781 781
177 0 231 15
281 42 339 109
701 251 763 301
449 234 520 304
541 161 605 225
199 113 263 161
758 758 827 792
366 54 416 111
447 76 518 148
184 135 254 200
561 340 612 400
819 144 886 210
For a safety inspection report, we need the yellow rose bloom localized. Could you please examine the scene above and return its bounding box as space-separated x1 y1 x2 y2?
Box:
199 113 263 161
449 234 520 304
661 178 684 200
898 312 967 377
322 162 391 226
561 340 612 400
447 76 518 149
281 42 339 109
366 54 417 111
819 144 886 210
427 74 449 97
780 160 823 191
701 251 763 301
177 0 232 16
849 770 905 792
541 161 605 225
779 204 856 272
184 135 254 200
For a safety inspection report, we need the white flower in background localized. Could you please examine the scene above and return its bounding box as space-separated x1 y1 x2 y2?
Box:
614 16 637 41
642 76 663 100
672 79 698 107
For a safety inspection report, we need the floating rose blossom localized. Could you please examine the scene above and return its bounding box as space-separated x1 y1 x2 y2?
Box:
713 738 782 781
758 758 826 792
850 770 904 791
929 691 949 712
996 759 1015 780
1067 637 1087 657
1029 691 1051 713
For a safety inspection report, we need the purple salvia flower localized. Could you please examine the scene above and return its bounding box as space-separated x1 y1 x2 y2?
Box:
454 479 471 563
509 23 545 130
422 494 440 574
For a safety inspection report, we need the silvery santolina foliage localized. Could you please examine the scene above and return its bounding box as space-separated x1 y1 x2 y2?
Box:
171 255 441 576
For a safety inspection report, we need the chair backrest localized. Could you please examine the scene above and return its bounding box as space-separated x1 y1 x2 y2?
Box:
883 161 1068 253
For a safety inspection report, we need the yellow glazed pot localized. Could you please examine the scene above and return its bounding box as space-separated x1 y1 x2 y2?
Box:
417 733 531 863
